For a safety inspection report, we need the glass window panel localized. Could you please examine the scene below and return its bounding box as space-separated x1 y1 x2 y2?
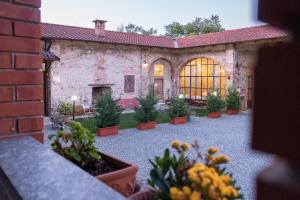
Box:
201 58 207 64
185 65 190 76
191 77 196 87
154 64 164 77
191 87 196 98
196 88 201 99
221 77 226 89
190 59 196 66
184 88 190 97
215 77 220 89
202 77 207 88
191 65 196 76
202 89 208 100
220 67 225 76
180 69 185 76
197 77 202 88
196 64 202 76
202 65 207 76
207 58 214 64
208 65 214 76
180 77 185 87
208 77 213 89
185 78 190 87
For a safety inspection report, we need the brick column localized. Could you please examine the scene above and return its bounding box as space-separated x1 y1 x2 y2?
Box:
253 0 300 199
0 0 44 143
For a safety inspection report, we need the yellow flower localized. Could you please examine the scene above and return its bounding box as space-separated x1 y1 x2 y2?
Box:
181 143 190 152
182 186 191 198
171 140 181 150
208 147 219 154
212 154 230 165
170 187 180 200
190 191 201 200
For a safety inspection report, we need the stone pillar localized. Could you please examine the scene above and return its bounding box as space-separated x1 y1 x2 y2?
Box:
0 0 43 143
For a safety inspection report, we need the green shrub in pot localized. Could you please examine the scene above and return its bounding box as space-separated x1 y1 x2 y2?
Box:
206 91 225 113
168 97 190 118
58 101 72 115
134 91 158 123
225 87 240 110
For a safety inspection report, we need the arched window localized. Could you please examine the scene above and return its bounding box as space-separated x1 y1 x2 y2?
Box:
180 58 226 101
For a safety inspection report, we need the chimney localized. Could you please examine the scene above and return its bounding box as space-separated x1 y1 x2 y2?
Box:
93 19 107 37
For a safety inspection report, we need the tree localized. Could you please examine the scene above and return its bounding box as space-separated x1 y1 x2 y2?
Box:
164 15 225 37
117 23 158 35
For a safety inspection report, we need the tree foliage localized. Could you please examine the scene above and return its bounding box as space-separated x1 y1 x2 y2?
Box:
117 23 158 35
225 87 240 110
134 91 158 123
165 15 225 37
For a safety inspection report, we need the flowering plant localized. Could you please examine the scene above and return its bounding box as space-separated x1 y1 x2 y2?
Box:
148 140 243 200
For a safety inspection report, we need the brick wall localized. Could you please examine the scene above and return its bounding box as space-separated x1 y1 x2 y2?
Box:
0 0 43 143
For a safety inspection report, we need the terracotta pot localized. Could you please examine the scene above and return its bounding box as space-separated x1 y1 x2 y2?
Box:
207 112 221 118
128 190 154 200
96 152 138 197
97 126 119 137
137 121 156 130
170 116 188 125
226 109 239 115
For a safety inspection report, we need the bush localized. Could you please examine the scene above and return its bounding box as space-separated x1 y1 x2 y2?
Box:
168 97 190 118
58 101 72 115
48 121 100 168
148 140 243 200
206 91 225 113
134 91 158 123
226 87 240 110
94 92 123 128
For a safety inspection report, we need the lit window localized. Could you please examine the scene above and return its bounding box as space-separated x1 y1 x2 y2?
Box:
154 64 164 77
179 58 226 100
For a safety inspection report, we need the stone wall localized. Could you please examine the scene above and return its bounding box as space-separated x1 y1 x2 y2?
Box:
48 38 285 112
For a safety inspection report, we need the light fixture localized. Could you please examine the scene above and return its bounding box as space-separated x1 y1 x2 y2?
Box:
237 88 241 93
213 91 217 96
71 95 77 101
154 83 158 87
179 94 184 99
142 61 149 68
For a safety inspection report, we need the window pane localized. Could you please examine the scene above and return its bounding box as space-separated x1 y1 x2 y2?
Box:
220 67 225 76
185 65 190 76
208 65 214 76
191 65 196 76
202 77 207 88
180 77 185 87
202 89 208 100
208 77 213 89
202 65 207 76
207 58 214 64
184 88 190 97
191 87 196 98
201 58 207 64
191 77 196 87
154 64 164 77
185 77 190 87
221 77 226 89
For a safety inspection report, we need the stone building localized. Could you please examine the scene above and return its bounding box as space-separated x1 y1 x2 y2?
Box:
41 20 287 115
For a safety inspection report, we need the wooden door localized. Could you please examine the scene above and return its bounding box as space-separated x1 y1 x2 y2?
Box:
154 79 164 100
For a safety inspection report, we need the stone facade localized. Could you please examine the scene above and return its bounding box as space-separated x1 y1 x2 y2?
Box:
47 38 284 113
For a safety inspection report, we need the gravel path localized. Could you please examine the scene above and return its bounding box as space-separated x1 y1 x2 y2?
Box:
45 113 272 200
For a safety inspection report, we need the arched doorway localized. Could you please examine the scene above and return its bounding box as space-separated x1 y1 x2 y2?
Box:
179 58 226 103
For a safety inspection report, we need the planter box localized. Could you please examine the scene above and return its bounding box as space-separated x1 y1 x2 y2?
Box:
208 112 221 118
96 152 138 197
170 116 188 125
128 190 154 200
226 109 239 115
137 121 156 130
97 126 119 137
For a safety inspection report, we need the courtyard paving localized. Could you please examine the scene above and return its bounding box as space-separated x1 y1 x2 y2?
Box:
45 112 272 200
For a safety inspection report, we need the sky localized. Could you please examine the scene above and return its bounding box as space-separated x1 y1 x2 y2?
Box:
41 0 262 35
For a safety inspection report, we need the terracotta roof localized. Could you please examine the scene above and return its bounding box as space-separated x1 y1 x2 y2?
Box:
41 23 287 49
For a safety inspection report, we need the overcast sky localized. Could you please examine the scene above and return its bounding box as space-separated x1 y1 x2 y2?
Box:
41 0 262 34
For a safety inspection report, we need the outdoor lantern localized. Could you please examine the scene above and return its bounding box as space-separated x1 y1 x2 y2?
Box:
213 91 217 96
142 61 149 68
71 95 77 120
179 94 184 99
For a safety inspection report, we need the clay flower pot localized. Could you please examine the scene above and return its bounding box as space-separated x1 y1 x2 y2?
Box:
170 116 188 125
128 190 154 200
97 126 119 137
137 121 156 130
97 152 138 197
208 112 222 118
226 109 239 115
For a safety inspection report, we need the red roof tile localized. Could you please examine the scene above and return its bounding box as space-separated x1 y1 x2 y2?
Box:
41 23 287 49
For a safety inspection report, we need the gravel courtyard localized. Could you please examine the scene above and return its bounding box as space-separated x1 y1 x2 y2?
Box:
45 113 272 200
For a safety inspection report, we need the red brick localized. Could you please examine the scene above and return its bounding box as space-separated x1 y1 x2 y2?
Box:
14 22 41 38
0 119 14 135
30 131 44 143
17 86 43 101
14 0 41 8
15 54 42 69
0 87 14 102
18 116 43 132
0 71 43 85
0 102 43 117
258 0 300 28
0 36 40 53
0 19 12 35
0 54 12 68
0 1 40 22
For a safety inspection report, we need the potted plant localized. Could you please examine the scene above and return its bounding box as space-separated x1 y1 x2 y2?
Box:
134 92 158 130
94 92 123 137
225 87 240 115
130 140 242 200
57 101 72 122
48 121 138 197
206 92 225 118
168 97 190 125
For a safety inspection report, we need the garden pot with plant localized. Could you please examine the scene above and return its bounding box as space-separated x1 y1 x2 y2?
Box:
48 121 138 197
206 92 225 118
168 97 190 125
225 87 240 115
134 92 158 130
94 92 123 137
58 101 73 123
144 140 243 200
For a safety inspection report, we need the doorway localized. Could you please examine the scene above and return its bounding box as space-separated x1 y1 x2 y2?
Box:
154 79 164 100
